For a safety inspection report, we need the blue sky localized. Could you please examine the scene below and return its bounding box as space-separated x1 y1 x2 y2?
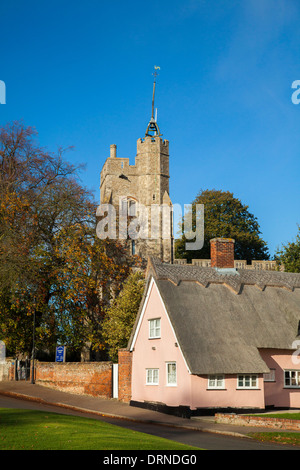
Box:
1 0 300 257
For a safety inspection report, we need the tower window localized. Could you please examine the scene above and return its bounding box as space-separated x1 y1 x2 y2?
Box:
131 240 136 255
128 200 137 216
153 194 156 201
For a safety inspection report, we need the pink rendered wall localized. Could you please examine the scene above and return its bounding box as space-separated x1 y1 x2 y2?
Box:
131 280 192 407
259 348 300 408
190 374 265 410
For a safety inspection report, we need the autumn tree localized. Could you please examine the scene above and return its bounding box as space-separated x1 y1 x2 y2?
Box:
275 225 300 273
51 222 134 360
0 121 136 358
0 121 81 356
175 189 269 263
102 271 145 362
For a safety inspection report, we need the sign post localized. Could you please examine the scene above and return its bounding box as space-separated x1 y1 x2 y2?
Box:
55 346 66 363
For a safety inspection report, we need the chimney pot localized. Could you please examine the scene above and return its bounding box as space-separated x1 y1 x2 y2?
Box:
210 238 235 269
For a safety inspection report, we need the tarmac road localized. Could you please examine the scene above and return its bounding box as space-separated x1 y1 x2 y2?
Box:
0 395 297 451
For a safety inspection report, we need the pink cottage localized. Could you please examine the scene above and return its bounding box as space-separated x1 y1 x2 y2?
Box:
127 239 300 417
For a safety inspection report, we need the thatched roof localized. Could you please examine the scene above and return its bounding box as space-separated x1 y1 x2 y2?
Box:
131 258 300 375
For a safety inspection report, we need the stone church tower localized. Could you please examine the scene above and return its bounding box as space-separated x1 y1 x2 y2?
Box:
100 70 173 263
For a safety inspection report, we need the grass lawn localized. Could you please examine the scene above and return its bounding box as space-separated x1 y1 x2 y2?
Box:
248 413 300 447
249 413 300 420
0 408 201 450
249 432 300 447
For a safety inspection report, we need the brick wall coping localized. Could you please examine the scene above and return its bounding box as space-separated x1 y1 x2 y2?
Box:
36 361 113 367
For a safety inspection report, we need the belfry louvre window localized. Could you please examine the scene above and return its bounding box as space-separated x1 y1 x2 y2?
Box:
128 199 137 216
149 318 161 338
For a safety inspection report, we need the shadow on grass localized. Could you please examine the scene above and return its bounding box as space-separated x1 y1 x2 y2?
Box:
0 409 201 451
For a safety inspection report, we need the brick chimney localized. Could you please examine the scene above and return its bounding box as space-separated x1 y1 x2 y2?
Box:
210 238 235 269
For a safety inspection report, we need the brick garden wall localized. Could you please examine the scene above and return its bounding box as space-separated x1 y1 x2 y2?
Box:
216 413 300 431
34 361 113 398
4 350 133 402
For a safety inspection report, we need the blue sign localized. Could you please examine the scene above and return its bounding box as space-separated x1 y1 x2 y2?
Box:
55 346 66 362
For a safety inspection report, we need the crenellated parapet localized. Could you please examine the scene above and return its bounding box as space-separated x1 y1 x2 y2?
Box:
174 258 283 271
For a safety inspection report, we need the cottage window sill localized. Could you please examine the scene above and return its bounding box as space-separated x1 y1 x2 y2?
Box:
236 388 261 391
284 386 300 389
206 388 227 391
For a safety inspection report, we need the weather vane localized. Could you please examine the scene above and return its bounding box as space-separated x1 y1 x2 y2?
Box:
145 66 162 137
153 65 160 79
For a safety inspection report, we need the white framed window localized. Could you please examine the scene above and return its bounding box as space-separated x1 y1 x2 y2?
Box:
237 374 258 389
166 362 177 386
284 370 300 388
149 318 161 339
263 369 276 382
208 375 225 389
146 368 159 385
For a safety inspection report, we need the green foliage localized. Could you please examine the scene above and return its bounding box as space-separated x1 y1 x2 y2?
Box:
175 189 269 263
275 225 300 273
102 271 145 362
